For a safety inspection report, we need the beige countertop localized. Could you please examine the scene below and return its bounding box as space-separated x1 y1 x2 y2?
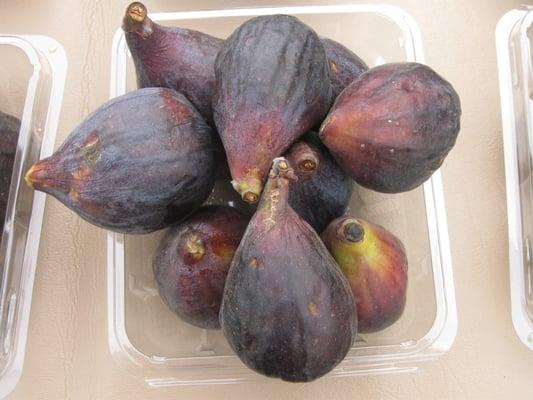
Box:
4 0 533 398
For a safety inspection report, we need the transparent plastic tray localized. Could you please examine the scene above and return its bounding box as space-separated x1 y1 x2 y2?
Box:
0 35 67 397
497 6 533 350
107 4 457 386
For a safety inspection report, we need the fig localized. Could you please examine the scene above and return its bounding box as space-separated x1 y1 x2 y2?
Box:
0 111 20 226
123 2 230 179
153 205 248 329
220 158 356 382
322 38 368 99
322 216 408 333
213 15 332 204
319 62 461 193
123 2 223 126
284 132 352 233
24 88 215 234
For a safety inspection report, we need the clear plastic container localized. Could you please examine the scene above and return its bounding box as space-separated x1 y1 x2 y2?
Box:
497 7 533 350
0 35 67 398
107 4 457 385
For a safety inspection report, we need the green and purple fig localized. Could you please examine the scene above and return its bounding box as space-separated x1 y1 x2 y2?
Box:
213 15 332 204
322 216 408 333
319 62 461 193
123 2 223 126
322 38 368 99
284 132 352 233
25 88 215 234
220 158 356 382
153 205 248 329
0 111 20 227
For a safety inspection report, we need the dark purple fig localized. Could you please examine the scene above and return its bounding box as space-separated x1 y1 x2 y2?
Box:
220 158 356 382
322 38 368 99
213 15 332 204
0 111 20 226
24 88 215 234
322 216 408 333
123 2 223 126
284 132 352 233
123 2 230 179
153 205 248 329
319 62 461 193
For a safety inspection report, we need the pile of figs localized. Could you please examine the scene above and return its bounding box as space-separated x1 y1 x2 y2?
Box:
25 3 461 382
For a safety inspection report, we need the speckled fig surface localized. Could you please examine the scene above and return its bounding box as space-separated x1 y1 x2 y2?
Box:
213 15 332 203
284 132 352 233
0 111 20 227
25 88 215 234
322 216 408 333
220 158 356 382
153 205 248 329
322 38 368 99
319 62 461 193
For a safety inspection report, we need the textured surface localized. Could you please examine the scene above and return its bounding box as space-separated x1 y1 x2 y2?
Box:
2 0 533 399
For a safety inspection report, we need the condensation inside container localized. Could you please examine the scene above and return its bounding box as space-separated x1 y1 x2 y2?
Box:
0 44 32 368
122 12 436 358
520 21 533 316
0 46 31 271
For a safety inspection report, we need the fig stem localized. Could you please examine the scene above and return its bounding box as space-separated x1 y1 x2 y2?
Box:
343 221 364 243
127 2 146 22
243 192 259 203
185 232 205 260
24 165 36 188
299 159 317 171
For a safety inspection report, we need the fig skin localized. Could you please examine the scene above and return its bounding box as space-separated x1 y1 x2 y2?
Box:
123 2 223 126
322 216 408 333
319 62 461 193
284 132 353 233
153 205 248 329
25 88 216 234
321 38 368 99
0 111 20 226
213 15 332 204
220 158 356 382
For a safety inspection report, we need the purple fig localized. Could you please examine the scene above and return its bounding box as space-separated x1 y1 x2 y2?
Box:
153 205 248 329
319 62 461 193
123 2 230 179
220 158 356 382
24 88 215 234
322 38 368 99
284 132 353 233
123 2 223 126
213 15 332 203
322 216 408 333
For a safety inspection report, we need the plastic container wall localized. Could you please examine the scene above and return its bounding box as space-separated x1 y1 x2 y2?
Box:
497 7 533 350
107 4 457 386
0 35 67 398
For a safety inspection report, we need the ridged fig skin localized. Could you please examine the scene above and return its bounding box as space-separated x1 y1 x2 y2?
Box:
154 205 248 329
220 158 356 382
213 15 333 203
322 216 408 333
284 132 353 233
322 38 368 99
25 88 216 234
123 2 223 126
319 62 461 193
0 111 20 227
